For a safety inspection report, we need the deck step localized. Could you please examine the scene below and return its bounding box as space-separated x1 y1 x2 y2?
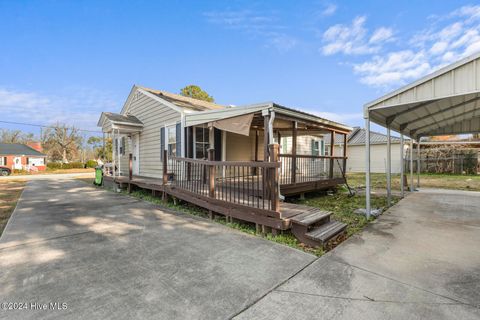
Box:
305 221 347 243
290 210 332 226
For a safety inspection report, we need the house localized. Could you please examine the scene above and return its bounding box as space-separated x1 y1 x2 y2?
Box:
0 142 47 171
325 127 408 173
97 85 352 247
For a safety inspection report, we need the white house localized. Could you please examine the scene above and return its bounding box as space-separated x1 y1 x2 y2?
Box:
325 127 408 173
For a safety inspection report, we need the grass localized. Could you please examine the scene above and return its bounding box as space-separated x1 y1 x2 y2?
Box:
292 187 399 238
347 172 480 191
0 180 26 237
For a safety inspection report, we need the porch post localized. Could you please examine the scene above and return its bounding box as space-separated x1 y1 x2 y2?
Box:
342 133 347 171
112 130 116 179
269 143 280 212
365 116 371 219
291 121 297 184
263 115 270 162
208 149 215 198
400 134 405 197
329 130 335 179
417 139 421 188
102 132 106 162
386 126 392 206
410 139 414 191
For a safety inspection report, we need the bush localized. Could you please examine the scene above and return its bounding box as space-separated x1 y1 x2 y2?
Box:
46 162 85 170
85 159 97 168
47 162 63 170
61 162 84 169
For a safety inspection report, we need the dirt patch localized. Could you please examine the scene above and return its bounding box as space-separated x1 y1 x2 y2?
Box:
0 180 26 236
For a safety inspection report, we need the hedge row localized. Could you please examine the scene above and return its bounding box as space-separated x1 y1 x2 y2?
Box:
47 161 97 170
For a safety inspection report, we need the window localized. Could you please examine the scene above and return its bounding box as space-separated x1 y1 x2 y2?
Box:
194 126 209 159
167 126 177 156
0 157 4 166
311 140 320 156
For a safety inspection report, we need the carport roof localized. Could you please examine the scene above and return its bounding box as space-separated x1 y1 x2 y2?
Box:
364 51 480 139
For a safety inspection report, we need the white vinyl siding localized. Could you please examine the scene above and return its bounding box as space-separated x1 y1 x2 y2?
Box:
346 144 403 173
119 93 181 178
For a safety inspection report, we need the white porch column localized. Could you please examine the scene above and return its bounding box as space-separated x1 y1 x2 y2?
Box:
410 138 414 192
117 129 121 176
400 134 404 197
112 130 116 179
365 116 371 218
417 139 421 188
386 126 391 206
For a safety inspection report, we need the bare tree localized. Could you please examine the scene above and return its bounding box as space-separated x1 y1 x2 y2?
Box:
0 129 35 143
42 123 82 162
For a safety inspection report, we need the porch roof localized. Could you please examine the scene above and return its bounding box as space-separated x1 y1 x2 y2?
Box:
98 112 144 133
184 102 352 134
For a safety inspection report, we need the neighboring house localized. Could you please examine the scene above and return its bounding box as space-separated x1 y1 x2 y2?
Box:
0 142 47 171
325 127 408 173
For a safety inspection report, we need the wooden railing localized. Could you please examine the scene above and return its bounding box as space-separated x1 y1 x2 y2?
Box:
164 144 281 212
279 154 346 185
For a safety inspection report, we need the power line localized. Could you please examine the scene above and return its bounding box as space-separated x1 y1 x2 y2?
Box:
0 120 103 134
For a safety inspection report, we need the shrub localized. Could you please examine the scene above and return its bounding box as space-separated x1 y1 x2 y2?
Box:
61 162 84 169
85 159 97 168
47 162 63 170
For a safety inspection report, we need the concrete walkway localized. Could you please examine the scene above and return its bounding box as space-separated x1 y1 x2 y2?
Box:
236 189 480 319
0 179 314 319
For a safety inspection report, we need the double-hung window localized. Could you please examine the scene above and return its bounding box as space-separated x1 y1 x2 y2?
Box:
194 126 209 159
167 126 177 156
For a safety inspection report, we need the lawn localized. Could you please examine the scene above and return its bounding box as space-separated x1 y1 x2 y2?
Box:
0 180 26 237
347 172 480 192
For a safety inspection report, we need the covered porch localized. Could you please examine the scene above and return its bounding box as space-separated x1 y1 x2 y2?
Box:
183 103 351 195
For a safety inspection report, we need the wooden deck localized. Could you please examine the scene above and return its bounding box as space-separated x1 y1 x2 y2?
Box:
105 174 343 231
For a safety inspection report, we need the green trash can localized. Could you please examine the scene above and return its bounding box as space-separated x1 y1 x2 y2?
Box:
94 166 103 186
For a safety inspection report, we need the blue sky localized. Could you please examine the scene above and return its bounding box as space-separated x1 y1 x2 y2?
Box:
1 0 480 138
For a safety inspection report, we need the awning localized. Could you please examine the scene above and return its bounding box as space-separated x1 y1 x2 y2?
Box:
364 52 480 139
208 113 254 136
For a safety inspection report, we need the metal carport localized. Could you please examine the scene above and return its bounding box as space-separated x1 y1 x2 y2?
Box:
363 51 480 217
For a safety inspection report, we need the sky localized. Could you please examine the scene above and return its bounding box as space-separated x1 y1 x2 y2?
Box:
1 0 480 139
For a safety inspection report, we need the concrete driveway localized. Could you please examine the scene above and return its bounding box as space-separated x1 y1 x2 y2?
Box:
236 189 480 319
0 179 314 319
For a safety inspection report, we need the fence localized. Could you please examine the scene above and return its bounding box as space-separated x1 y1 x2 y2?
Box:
405 154 478 175
278 154 346 184
166 145 281 212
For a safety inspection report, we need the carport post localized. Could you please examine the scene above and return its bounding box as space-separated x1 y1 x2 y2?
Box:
417 140 421 188
400 134 404 197
410 139 414 192
365 116 371 219
386 127 391 206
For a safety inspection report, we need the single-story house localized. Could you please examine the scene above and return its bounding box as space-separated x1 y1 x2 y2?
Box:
325 127 408 173
0 142 47 171
97 85 352 247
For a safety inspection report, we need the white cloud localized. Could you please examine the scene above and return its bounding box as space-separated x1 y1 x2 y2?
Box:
369 27 394 44
338 5 480 88
314 111 363 124
321 4 337 17
204 10 297 52
321 16 392 55
0 87 118 132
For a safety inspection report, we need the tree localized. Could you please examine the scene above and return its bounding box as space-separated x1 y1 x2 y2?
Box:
180 85 214 102
42 123 82 162
87 136 112 161
0 129 35 143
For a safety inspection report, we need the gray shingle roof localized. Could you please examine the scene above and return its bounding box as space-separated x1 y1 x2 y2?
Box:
103 112 143 125
0 143 46 156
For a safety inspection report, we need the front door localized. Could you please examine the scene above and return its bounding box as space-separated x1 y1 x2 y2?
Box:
13 157 22 170
132 134 140 175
